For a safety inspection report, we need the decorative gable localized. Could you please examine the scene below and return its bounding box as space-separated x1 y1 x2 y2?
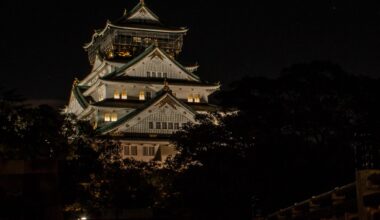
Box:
128 6 159 22
120 47 200 81
104 93 196 135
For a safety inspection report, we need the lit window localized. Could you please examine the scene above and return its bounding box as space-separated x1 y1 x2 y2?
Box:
124 146 130 156
174 123 179 129
121 89 127 100
133 37 142 43
111 113 118 122
194 94 200 103
158 72 162 78
168 122 173 129
149 122 153 129
98 91 104 101
104 113 111 122
146 92 151 100
147 72 151 78
187 94 194 103
131 146 137 155
156 122 161 129
114 89 120 99
139 91 145 100
162 122 167 129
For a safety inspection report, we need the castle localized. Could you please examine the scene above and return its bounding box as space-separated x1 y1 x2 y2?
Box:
65 0 220 161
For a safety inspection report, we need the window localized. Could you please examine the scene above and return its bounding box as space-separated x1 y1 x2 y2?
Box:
143 146 148 156
182 123 186 128
163 72 168 78
146 92 151 100
121 89 127 100
168 122 173 129
148 147 155 156
152 72 156 78
139 91 145 100
131 146 138 155
156 122 161 129
111 113 118 122
147 72 151 78
143 146 155 156
157 72 162 78
114 89 120 99
194 94 200 103
133 37 142 43
162 122 167 129
174 123 179 129
187 94 194 103
149 122 154 129
124 146 130 156
104 113 111 122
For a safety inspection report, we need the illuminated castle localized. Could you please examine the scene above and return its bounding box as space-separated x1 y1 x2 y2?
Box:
66 0 220 161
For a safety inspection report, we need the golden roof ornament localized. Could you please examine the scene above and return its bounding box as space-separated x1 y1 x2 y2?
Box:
72 78 80 87
163 78 171 93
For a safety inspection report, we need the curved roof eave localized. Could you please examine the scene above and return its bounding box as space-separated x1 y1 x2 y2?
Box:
83 23 189 49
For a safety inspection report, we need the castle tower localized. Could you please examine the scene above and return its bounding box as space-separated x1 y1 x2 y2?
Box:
66 1 220 162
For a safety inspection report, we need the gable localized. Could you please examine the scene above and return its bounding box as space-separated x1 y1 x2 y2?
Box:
121 48 200 81
128 6 159 22
101 93 196 134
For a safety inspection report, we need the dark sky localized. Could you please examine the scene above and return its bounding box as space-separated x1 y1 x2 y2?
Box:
1 0 380 102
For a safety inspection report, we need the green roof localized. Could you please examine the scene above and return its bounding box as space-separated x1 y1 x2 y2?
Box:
102 44 200 81
73 85 89 109
96 89 197 134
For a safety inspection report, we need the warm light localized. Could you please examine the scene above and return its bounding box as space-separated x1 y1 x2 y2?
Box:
114 89 120 99
111 113 118 122
133 37 142 43
194 94 200 103
139 91 145 100
80 217 87 220
121 89 127 100
187 94 194 103
104 113 111 122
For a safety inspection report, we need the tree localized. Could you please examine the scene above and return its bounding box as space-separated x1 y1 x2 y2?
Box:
169 61 380 217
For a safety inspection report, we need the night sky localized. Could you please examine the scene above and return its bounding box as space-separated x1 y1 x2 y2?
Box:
1 0 380 103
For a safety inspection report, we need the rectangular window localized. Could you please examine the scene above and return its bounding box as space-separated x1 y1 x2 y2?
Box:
146 92 151 100
131 146 138 155
187 94 194 103
139 91 145 100
162 122 167 129
168 122 173 129
194 94 200 103
152 72 156 78
158 72 162 78
174 123 179 129
149 122 154 129
147 71 151 78
121 89 127 100
163 72 168 78
111 113 118 122
104 113 111 122
114 89 120 99
133 37 142 43
182 123 186 128
143 146 148 156
124 146 130 156
149 147 155 156
156 122 161 129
